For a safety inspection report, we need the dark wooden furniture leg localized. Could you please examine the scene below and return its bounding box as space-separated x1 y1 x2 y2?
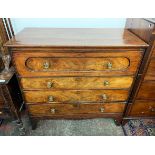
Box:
29 117 38 130
114 118 122 126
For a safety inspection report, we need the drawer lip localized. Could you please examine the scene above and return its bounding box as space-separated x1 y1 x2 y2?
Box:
26 101 127 105
26 102 127 105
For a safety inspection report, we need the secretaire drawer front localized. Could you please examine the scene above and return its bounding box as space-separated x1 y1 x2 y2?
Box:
24 90 129 103
137 81 155 100
28 103 125 116
26 57 129 71
13 51 142 76
130 100 155 117
21 76 133 90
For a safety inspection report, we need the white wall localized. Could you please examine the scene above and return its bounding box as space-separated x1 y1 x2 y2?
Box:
11 18 126 34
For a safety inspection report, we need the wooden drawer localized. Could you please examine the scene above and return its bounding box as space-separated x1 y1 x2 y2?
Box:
27 57 130 72
28 103 125 117
130 100 155 117
13 51 142 77
144 58 155 80
24 89 129 103
21 76 133 90
137 81 155 100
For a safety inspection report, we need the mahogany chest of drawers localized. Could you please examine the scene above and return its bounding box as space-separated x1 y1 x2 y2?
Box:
5 28 147 129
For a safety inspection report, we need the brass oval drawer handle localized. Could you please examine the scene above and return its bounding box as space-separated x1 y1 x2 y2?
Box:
101 94 108 100
47 82 53 88
104 80 110 86
48 96 54 102
100 108 105 113
43 61 50 69
106 62 112 69
0 111 3 114
50 108 56 114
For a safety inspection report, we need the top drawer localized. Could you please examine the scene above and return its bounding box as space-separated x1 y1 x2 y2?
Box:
13 51 143 77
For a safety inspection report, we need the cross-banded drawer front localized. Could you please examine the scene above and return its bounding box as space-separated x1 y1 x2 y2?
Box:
20 76 133 90
28 103 125 117
24 90 129 103
13 51 142 77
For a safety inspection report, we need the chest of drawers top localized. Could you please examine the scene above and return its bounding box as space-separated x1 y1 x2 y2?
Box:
5 28 148 49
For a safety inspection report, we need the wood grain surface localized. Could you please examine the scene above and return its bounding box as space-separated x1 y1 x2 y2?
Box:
13 51 143 77
5 28 148 48
129 100 155 116
26 57 129 72
6 26 148 127
24 89 129 103
20 76 133 90
137 81 155 100
28 103 126 117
